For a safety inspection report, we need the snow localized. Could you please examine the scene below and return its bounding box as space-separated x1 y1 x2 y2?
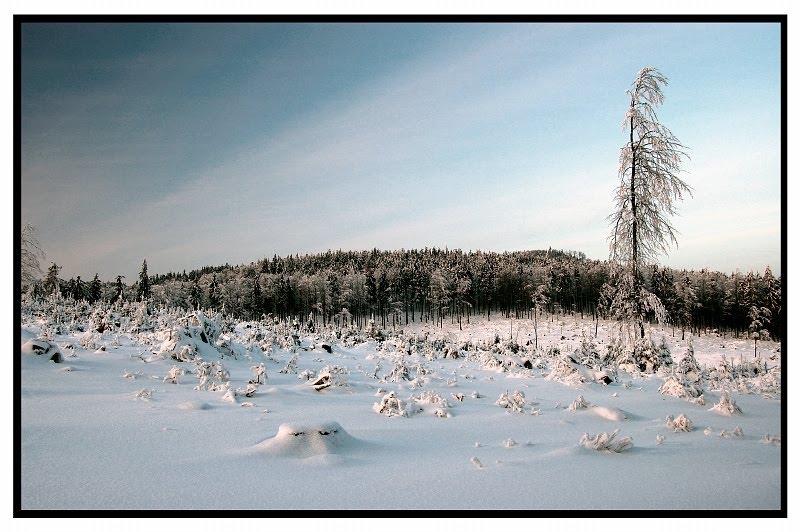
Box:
18 313 783 512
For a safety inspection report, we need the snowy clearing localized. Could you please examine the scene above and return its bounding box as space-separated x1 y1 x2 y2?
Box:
19 310 782 511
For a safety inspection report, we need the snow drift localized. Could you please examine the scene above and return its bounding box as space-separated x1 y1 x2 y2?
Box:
252 421 359 459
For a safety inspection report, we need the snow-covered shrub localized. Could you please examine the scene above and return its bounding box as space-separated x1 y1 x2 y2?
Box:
249 363 267 385
478 351 505 372
496 390 526 413
546 357 577 381
134 388 155 400
709 391 742 416
236 383 259 398
568 395 591 411
719 426 743 438
193 361 214 390
122 369 142 380
279 351 299 374
688 394 706 406
216 334 238 359
79 331 102 350
409 390 452 417
222 389 237 403
308 365 349 391
373 392 407 417
665 414 693 432
387 359 410 382
608 333 672 374
164 365 185 384
579 429 633 453
574 331 605 369
213 361 230 383
658 375 703 399
633 335 672 373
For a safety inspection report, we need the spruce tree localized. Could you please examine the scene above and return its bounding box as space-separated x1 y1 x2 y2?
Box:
114 275 126 303
89 274 102 303
44 262 61 296
137 259 151 301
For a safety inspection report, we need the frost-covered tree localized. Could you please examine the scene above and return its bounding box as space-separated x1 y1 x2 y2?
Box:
607 67 692 338
21 223 46 293
530 284 549 350
673 274 697 340
748 305 771 357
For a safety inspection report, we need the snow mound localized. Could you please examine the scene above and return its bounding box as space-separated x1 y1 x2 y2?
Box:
21 338 63 363
590 405 627 421
253 421 357 458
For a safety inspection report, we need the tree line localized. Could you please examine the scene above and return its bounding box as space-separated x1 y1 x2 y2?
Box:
29 248 782 342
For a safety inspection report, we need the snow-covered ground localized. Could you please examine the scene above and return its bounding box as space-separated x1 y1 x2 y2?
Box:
19 311 782 511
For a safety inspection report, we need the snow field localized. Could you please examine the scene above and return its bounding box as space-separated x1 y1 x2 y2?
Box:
20 316 781 510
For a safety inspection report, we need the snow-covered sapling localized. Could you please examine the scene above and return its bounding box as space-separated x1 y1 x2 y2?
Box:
387 360 410 382
250 362 267 385
709 391 742 416
280 352 299 374
164 365 185 384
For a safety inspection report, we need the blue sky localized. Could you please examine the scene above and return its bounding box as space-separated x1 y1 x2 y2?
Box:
19 21 782 280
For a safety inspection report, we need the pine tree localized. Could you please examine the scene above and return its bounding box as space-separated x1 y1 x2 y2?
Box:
607 67 692 339
88 274 102 303
44 262 61 296
72 275 87 301
114 275 126 303
137 259 151 301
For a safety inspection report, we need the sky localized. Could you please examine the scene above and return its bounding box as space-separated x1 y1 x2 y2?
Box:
18 19 783 281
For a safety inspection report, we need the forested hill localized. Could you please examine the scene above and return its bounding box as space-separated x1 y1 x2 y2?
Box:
42 247 783 341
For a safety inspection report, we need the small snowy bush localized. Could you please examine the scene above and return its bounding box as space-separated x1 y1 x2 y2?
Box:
249 363 267 385
665 414 693 432
164 365 185 384
373 392 407 417
496 390 526 413
658 375 703 399
568 395 591 411
719 426 743 438
579 429 633 453
709 391 742 416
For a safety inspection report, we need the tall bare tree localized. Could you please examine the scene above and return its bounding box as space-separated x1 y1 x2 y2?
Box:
607 67 692 338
